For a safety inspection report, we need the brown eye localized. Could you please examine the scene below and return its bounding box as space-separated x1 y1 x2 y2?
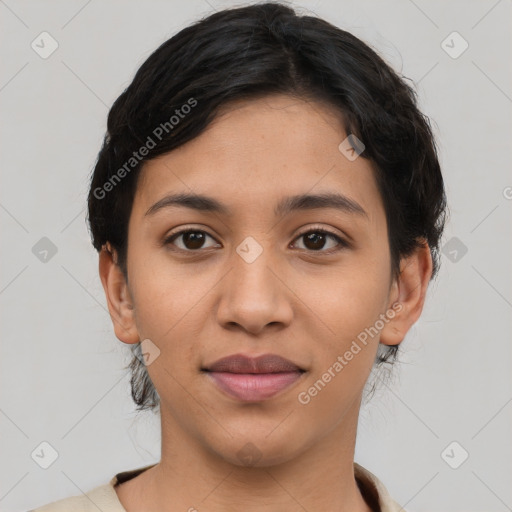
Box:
163 227 347 254
164 230 219 251
293 229 347 252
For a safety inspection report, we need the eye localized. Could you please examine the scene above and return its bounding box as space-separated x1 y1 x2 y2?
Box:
292 227 348 253
163 229 220 251
163 226 349 254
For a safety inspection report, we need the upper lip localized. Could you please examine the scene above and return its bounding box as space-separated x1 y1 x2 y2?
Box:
203 353 304 374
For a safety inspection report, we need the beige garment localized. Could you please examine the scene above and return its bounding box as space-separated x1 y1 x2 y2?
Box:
30 462 405 512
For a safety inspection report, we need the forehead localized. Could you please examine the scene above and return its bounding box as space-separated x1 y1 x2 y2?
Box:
133 94 384 226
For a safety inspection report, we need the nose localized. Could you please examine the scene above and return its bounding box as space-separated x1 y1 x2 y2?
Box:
215 244 293 336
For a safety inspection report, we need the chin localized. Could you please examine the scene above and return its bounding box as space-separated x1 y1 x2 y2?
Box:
205 426 308 469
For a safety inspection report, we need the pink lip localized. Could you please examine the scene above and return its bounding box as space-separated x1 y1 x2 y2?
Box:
207 371 303 401
203 353 305 402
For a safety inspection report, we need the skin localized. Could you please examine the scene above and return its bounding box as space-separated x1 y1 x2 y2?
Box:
99 94 432 512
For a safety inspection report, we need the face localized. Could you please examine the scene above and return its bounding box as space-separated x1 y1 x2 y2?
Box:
102 94 426 467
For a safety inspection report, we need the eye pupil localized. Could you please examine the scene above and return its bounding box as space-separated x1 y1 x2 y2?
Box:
304 232 326 250
183 231 205 249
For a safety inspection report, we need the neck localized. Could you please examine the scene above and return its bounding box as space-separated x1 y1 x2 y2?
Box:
118 401 372 512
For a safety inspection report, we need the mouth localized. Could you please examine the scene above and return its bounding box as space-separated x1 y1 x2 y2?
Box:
202 353 306 402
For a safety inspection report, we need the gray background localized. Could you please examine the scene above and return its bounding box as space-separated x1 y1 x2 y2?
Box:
1 1 511 511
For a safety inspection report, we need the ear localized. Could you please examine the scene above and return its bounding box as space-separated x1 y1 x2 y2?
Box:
98 243 139 344
380 240 433 346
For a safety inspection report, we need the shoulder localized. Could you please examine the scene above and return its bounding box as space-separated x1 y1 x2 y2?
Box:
354 462 407 512
29 463 157 512
29 479 125 512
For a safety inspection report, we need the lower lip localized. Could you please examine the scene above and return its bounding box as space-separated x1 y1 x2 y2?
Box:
206 371 303 401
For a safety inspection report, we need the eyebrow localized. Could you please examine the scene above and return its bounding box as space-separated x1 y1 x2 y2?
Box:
144 191 368 219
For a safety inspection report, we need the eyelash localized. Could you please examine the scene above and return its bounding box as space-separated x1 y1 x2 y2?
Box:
162 225 349 254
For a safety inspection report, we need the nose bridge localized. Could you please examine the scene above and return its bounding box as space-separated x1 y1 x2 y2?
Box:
231 234 280 306
216 235 292 333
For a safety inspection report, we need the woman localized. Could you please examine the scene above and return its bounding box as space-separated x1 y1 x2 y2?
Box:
33 2 447 511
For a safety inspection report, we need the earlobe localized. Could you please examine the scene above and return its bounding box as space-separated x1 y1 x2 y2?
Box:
380 240 433 347
98 243 140 344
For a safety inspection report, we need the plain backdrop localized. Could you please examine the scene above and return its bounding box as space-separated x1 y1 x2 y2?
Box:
1 1 511 511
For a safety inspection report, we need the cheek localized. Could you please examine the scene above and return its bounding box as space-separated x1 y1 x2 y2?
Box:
305 255 390 332
128 254 214 370
129 266 184 345
297 255 391 388
295 265 387 416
